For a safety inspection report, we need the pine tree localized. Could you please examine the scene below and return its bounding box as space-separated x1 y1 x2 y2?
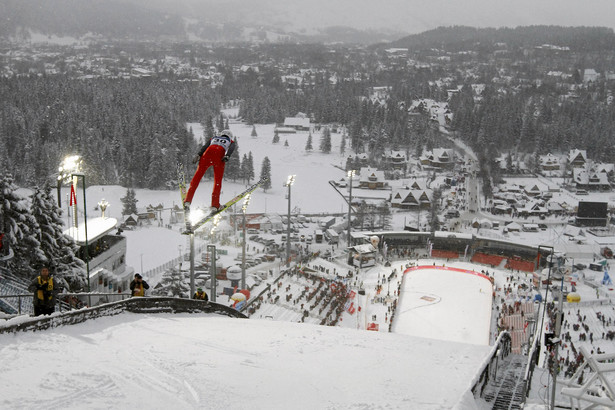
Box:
349 120 362 153
259 157 273 191
121 188 138 215
305 132 313 152
246 152 255 183
31 185 86 290
284 139 289 147
0 173 44 279
251 125 258 138
157 267 190 297
205 116 215 143
240 154 249 183
429 187 442 233
146 135 168 189
272 129 280 144
224 145 241 182
320 127 332 153
345 156 354 172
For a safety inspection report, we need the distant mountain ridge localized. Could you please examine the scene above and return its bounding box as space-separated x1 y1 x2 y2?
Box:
0 0 186 39
0 0 406 44
386 25 615 52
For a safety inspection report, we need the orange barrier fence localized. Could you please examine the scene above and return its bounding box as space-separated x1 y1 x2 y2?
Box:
471 252 505 267
430 249 461 259
506 259 535 272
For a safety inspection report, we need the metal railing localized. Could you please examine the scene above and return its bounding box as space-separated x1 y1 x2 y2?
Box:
0 292 132 316
0 297 247 334
470 331 513 399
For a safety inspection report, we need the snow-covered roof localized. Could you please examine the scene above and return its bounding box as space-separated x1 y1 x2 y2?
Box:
351 244 377 254
283 117 310 128
64 217 118 245
506 222 522 231
434 231 473 240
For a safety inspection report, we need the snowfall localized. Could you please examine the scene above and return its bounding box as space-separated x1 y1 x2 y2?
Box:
1 112 614 409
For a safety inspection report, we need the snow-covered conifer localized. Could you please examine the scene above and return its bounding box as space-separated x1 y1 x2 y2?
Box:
31 184 86 290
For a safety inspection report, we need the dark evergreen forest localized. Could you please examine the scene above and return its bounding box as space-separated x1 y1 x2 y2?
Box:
2 26 615 193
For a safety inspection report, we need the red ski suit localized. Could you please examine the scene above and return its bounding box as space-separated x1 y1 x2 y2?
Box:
185 135 235 208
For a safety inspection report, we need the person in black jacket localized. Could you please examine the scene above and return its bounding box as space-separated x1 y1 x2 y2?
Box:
193 287 209 301
28 265 60 316
183 130 237 217
129 273 149 297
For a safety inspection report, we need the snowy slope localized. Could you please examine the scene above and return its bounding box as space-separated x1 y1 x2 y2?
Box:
0 313 490 409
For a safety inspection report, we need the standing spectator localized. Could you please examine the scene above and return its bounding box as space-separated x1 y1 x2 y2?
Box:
130 273 149 297
193 287 209 301
28 265 60 316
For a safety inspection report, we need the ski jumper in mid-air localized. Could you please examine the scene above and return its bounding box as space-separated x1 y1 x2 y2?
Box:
184 129 237 215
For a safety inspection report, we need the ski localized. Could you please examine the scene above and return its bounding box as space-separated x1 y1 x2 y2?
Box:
178 163 187 203
182 177 268 235
177 162 189 230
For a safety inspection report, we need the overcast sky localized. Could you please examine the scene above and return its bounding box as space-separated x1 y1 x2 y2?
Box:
152 0 615 34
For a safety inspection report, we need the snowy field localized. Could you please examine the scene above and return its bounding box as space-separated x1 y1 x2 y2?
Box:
394 265 493 345
186 121 351 215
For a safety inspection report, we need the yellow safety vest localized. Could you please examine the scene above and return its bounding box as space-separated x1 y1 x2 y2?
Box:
37 276 53 302
133 283 145 297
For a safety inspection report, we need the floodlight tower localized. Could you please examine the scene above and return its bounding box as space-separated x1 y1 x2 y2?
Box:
346 170 355 246
285 175 295 267
58 155 91 299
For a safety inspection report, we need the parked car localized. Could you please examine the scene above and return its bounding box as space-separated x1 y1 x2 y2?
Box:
247 274 262 285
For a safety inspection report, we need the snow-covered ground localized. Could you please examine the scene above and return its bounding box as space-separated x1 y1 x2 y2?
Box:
4 114 615 408
0 309 492 409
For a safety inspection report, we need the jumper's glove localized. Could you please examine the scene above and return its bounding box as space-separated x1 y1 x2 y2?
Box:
192 154 200 164
222 155 230 162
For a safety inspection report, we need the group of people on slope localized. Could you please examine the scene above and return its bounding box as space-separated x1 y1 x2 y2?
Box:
29 268 208 317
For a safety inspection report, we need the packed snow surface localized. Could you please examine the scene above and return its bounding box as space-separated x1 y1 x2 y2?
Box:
0 313 490 409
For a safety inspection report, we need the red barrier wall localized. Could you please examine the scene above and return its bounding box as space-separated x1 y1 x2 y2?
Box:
506 259 535 272
471 252 505 267
430 249 460 259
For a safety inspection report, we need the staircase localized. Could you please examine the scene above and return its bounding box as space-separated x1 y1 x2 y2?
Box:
0 267 33 315
482 353 527 410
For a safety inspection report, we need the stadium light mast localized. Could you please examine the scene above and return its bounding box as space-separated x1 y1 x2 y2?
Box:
58 156 91 302
346 170 355 246
285 175 295 267
241 193 252 289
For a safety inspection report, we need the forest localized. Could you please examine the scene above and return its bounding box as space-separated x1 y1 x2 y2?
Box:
2 26 615 192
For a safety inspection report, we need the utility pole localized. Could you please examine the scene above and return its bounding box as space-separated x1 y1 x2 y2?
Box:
208 245 217 302
241 194 252 290
347 170 355 245
285 175 295 267
550 256 565 410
